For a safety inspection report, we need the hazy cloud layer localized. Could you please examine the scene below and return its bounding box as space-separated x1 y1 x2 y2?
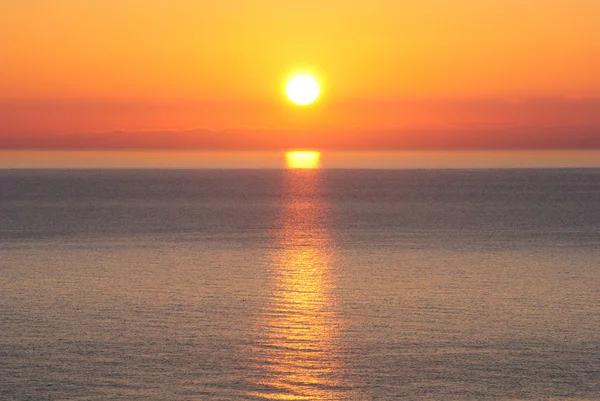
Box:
1 97 599 149
1 126 599 150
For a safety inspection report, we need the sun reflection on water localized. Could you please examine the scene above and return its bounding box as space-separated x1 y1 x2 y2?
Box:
248 170 346 400
285 151 321 169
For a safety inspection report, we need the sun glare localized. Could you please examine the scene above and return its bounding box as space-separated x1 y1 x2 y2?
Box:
285 151 321 169
286 75 320 106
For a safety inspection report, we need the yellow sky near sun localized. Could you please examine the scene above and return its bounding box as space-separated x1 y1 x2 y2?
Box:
2 0 600 100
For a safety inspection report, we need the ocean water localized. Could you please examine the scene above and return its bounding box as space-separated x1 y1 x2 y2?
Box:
1 169 599 400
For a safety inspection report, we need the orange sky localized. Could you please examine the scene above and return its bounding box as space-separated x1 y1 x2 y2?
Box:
1 0 600 150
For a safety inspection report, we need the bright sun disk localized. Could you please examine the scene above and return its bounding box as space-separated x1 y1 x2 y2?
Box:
286 75 320 106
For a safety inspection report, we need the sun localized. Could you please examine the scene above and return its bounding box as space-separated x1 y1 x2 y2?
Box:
286 75 320 106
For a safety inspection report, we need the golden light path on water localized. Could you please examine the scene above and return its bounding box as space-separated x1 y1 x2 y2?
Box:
248 169 348 400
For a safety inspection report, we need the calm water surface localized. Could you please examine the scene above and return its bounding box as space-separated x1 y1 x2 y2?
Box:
1 169 599 400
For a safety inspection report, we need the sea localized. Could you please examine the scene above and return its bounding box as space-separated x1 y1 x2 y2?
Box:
1 168 599 400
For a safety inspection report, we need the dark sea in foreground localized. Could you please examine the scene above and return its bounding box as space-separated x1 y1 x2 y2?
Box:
1 169 599 400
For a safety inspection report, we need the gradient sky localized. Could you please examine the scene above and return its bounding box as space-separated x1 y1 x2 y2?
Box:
2 0 600 150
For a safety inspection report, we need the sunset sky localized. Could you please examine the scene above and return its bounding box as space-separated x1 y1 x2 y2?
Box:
1 0 600 151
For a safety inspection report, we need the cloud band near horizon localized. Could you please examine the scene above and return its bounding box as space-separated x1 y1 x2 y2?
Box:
1 126 599 150
1 96 600 150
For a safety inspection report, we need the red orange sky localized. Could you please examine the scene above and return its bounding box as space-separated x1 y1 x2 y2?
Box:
1 0 600 150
